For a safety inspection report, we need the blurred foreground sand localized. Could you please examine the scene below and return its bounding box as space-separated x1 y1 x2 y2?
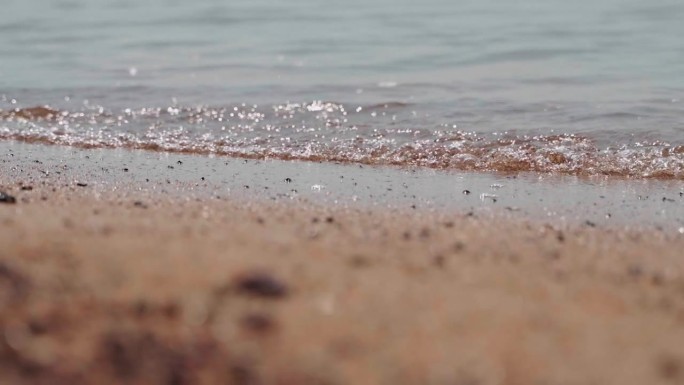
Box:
2 183 684 385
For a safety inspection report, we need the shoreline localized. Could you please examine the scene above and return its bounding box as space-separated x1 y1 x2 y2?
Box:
2 140 684 384
1 140 683 231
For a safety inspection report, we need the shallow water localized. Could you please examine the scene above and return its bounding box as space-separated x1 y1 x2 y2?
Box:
1 0 683 178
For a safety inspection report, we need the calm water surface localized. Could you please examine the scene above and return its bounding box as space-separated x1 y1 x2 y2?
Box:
1 0 684 178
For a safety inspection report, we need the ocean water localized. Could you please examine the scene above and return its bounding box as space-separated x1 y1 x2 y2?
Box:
1 0 684 178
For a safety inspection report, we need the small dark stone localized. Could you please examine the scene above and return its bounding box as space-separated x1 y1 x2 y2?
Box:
584 220 596 227
462 189 471 195
133 201 147 208
285 177 292 183
176 160 182 165
325 216 334 223
557 231 565 242
76 182 88 187
241 313 276 333
167 165 174 169
20 185 33 191
0 191 17 204
201 177 205 181
234 272 288 299
28 319 49 335
123 168 129 172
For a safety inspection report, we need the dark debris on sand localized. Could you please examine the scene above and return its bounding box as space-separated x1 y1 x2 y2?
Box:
233 272 289 299
0 191 17 204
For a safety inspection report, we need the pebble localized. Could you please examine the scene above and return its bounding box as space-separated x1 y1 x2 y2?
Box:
234 272 288 299
0 191 17 204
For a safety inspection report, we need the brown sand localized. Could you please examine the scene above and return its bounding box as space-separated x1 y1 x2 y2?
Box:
2 181 684 385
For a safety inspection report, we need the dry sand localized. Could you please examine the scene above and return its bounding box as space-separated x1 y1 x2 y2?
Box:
2 141 684 384
2 177 684 385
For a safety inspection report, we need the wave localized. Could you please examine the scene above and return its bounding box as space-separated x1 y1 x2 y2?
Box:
2 105 684 179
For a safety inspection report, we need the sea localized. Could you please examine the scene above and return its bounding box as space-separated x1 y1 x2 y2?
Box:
1 0 684 179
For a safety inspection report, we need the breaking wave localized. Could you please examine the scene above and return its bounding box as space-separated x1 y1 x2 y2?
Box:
2 103 684 179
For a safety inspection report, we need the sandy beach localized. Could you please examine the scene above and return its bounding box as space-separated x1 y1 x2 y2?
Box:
1 143 684 384
4 0 684 383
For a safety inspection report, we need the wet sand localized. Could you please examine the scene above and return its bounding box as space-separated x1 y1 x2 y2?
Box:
2 142 684 384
